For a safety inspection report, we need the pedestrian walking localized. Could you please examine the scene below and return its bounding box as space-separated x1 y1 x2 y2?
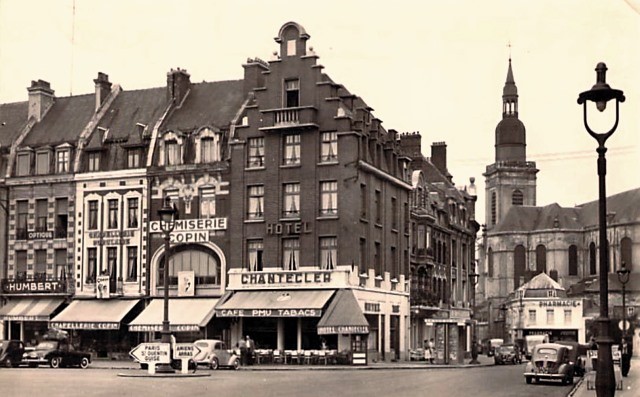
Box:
238 338 248 366
619 337 632 377
427 338 435 364
246 335 255 366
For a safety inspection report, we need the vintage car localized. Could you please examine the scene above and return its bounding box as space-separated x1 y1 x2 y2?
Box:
22 338 91 369
0 340 25 367
484 338 504 357
494 343 522 365
524 343 575 385
556 341 588 377
193 339 240 370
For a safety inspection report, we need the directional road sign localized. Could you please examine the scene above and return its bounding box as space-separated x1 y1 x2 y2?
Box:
129 342 171 364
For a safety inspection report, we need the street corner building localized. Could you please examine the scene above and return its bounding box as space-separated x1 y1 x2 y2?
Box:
0 21 479 364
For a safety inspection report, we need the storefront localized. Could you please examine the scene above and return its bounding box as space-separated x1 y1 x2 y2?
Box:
128 298 226 343
424 317 470 364
0 297 66 344
49 299 142 357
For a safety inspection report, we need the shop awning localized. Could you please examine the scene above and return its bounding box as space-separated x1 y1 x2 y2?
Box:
50 299 140 330
0 298 66 322
216 290 334 317
317 289 369 335
128 298 219 332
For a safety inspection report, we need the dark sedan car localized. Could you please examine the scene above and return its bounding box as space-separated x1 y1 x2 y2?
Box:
494 343 522 365
0 340 25 367
22 339 91 369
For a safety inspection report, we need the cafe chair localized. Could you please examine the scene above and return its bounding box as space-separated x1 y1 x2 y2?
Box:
272 349 283 364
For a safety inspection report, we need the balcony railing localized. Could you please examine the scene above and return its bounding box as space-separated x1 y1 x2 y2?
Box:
259 106 318 131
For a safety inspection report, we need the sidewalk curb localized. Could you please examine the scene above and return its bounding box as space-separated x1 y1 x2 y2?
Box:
92 362 495 371
566 374 586 397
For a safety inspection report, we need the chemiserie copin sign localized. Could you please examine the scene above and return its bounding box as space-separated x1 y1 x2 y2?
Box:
149 218 227 243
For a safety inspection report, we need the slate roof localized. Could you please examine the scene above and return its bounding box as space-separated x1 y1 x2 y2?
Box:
567 273 640 295
494 203 582 233
0 101 29 148
162 80 245 132
576 188 640 227
22 94 95 147
516 272 564 291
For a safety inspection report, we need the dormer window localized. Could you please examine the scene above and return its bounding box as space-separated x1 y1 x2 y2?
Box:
287 40 296 56
56 149 70 173
36 150 50 175
16 152 31 176
127 148 141 168
165 140 179 165
285 79 299 108
88 152 100 172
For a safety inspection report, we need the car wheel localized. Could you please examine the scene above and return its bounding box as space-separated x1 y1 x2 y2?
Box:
50 357 62 369
80 357 90 369
209 357 219 370
232 358 240 370
526 376 532 384
2 358 10 368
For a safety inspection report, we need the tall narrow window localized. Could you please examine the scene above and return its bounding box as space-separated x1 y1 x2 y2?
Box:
283 183 300 218
589 242 597 275
285 79 299 108
107 247 117 279
56 149 69 173
491 191 497 225
620 237 633 271
320 181 338 216
88 152 100 172
546 309 554 325
200 187 216 218
488 247 494 277
88 200 99 230
283 134 301 165
320 237 337 270
55 198 68 238
16 201 28 240
374 242 381 275
127 246 137 281
529 310 536 324
87 248 97 283
514 245 526 287
512 189 524 206
34 250 47 280
536 245 547 274
127 198 139 228
16 153 30 176
360 184 368 219
55 249 67 279
36 151 49 175
375 190 382 224
282 238 300 270
391 197 398 230
247 185 264 220
247 240 264 271
201 137 215 163
320 131 338 163
359 238 366 273
247 137 264 168
108 199 118 229
564 310 572 325
165 140 179 165
127 149 140 168
568 245 578 276
35 199 48 232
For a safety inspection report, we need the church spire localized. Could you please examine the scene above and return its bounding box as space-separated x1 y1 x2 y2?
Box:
502 58 518 117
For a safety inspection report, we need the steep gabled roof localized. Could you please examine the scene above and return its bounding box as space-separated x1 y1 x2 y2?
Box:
163 80 245 132
577 187 640 227
22 94 95 147
494 203 582 233
0 101 29 148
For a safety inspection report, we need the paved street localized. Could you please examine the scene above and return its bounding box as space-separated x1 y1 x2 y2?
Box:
0 361 574 397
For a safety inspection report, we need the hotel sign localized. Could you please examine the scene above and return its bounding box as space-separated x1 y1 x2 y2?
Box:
318 325 369 335
2 280 66 294
241 271 332 286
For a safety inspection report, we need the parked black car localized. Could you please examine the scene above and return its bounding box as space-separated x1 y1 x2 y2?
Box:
0 340 25 367
22 338 91 369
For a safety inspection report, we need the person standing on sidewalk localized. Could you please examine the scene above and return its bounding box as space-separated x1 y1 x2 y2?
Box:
238 338 248 366
620 337 632 377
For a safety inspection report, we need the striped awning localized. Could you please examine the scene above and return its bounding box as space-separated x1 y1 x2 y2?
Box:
50 299 141 330
0 298 66 321
129 298 219 332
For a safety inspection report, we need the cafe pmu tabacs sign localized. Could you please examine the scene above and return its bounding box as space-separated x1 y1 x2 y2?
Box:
149 218 227 243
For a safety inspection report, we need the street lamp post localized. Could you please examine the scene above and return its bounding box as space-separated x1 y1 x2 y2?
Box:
578 62 625 397
157 197 178 373
499 304 507 340
468 271 479 364
616 262 630 338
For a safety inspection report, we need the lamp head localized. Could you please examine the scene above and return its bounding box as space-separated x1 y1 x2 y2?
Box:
468 272 479 286
158 196 178 233
577 62 625 111
617 262 631 285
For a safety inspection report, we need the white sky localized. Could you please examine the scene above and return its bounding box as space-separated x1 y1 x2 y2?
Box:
1 0 639 225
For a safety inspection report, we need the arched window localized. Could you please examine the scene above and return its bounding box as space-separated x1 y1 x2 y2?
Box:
568 245 578 276
488 248 494 277
514 245 526 287
512 190 524 206
158 245 221 287
536 245 546 274
589 242 597 275
621 237 633 271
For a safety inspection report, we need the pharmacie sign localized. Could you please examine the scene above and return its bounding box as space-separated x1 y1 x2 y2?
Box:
240 271 332 286
539 300 581 307
150 218 227 243
2 280 66 294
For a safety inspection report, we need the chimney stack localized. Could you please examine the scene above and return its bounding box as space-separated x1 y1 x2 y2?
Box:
167 68 191 106
399 131 422 158
243 58 269 94
27 80 55 122
431 141 448 176
93 72 112 111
